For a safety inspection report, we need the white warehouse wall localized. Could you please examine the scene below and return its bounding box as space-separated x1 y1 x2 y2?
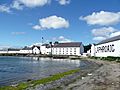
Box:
52 47 82 56
93 40 120 57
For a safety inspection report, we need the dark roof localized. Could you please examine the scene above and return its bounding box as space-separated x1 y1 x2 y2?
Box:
22 47 32 50
53 42 82 47
32 45 40 50
42 44 51 48
97 35 120 45
42 44 49 46
8 48 20 51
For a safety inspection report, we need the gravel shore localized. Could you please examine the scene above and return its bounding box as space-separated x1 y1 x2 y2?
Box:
65 60 120 90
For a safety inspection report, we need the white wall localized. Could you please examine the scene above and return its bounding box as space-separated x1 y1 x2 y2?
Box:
46 48 51 55
33 47 40 54
7 51 20 54
19 50 32 54
52 47 82 56
80 44 84 55
91 44 95 56
92 40 120 57
0 51 8 54
40 46 46 54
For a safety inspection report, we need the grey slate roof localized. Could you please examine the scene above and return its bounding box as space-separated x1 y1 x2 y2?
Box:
8 48 20 51
53 42 82 47
97 35 120 45
42 44 51 48
22 47 32 50
32 45 40 50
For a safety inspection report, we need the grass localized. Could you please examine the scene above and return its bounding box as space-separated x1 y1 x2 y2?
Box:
90 56 120 63
0 69 80 90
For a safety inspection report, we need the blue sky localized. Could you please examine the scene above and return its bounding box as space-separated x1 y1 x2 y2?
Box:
0 0 120 48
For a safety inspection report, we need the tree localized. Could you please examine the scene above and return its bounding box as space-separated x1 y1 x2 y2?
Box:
84 44 91 53
54 41 59 45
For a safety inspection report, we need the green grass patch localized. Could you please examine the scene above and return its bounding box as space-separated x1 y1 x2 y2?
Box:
0 69 80 90
89 56 120 63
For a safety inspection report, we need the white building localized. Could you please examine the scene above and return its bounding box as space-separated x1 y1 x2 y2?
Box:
19 47 32 54
52 42 84 56
40 44 51 55
0 50 8 54
7 48 20 54
32 45 41 54
91 35 120 57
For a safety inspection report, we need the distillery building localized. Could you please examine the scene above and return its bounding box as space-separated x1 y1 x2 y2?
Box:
91 35 120 57
52 42 84 56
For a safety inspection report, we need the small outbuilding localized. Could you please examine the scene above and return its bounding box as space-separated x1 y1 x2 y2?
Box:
32 45 41 54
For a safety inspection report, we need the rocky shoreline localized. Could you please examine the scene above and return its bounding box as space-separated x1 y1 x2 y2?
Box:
65 59 120 90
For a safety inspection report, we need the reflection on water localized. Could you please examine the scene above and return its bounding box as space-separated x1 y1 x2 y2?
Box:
0 56 82 86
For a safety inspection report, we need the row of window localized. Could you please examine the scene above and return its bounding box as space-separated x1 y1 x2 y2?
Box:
53 48 77 52
54 52 77 55
53 48 76 50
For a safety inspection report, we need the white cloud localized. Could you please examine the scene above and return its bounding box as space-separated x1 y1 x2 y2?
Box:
110 31 120 37
11 32 26 35
33 15 69 30
33 42 42 46
32 25 41 30
80 11 120 26
57 0 70 5
93 37 106 41
13 0 50 8
0 5 11 13
92 27 120 41
53 36 72 43
92 27 117 37
1 0 70 12
11 1 23 10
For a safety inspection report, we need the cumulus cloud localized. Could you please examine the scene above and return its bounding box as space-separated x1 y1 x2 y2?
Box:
1 0 70 12
57 0 70 5
92 27 120 41
110 31 120 37
33 15 69 30
80 11 120 26
0 5 11 13
11 0 23 10
32 25 41 30
93 37 107 41
32 42 42 46
11 0 50 9
11 32 26 35
92 27 117 37
53 36 72 43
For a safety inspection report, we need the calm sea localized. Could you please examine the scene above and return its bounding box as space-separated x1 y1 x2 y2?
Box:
0 56 85 86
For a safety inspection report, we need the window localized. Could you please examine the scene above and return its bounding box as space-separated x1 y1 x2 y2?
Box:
74 48 76 53
59 48 61 52
66 48 68 52
74 48 76 51
70 48 72 52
